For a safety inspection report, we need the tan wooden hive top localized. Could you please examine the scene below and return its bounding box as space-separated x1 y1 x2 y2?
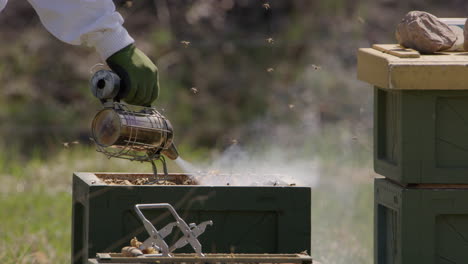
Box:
357 44 468 90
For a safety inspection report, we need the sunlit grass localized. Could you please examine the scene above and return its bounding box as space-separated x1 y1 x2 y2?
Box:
0 192 71 264
0 144 187 263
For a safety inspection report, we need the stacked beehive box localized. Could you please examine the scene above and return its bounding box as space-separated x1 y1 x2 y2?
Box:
358 44 468 264
72 173 311 264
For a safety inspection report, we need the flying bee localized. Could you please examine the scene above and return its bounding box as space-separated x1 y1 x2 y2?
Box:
263 3 270 10
62 141 79 148
357 16 365 24
311 64 321 70
181 41 191 47
266 37 274 44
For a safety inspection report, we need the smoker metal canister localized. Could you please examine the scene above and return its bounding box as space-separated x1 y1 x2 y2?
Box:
91 108 174 153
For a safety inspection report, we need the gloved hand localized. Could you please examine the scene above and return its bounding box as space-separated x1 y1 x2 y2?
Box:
106 44 159 106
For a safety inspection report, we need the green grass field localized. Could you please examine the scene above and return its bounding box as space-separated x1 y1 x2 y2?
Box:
0 144 171 264
0 126 375 264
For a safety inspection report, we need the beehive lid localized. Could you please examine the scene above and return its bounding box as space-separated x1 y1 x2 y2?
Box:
357 44 468 90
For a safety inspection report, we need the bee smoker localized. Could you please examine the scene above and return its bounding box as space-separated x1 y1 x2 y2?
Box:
90 70 179 175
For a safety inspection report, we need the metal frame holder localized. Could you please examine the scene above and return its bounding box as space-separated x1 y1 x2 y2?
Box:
134 203 213 257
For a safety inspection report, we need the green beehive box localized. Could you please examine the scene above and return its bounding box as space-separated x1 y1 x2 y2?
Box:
72 173 311 264
358 45 468 184
375 178 468 264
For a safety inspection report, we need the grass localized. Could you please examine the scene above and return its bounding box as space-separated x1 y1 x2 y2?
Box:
0 125 375 264
0 191 71 264
0 145 180 264
311 169 374 263
310 124 375 264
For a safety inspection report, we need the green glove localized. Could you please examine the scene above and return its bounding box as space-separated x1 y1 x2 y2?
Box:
106 44 159 106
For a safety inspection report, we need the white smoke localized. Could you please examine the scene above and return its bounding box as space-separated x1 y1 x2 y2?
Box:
175 143 319 187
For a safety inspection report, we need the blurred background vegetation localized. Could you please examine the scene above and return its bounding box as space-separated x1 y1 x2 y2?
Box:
1 0 468 263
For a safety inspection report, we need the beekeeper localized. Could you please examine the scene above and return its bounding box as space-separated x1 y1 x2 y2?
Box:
0 0 158 106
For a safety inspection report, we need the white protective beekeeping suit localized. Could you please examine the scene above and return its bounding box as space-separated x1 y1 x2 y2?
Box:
0 0 134 60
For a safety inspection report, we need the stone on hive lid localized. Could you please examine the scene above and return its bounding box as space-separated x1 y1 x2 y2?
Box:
396 11 457 53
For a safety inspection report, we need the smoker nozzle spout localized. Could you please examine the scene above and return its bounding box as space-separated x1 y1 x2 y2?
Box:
162 142 179 160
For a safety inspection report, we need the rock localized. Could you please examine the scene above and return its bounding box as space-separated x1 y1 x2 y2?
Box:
464 19 468 51
396 11 456 53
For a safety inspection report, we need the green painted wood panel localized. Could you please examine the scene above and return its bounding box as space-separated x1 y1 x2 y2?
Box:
375 178 468 264
72 173 311 264
374 87 468 184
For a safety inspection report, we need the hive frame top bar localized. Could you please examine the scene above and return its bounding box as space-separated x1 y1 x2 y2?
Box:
74 172 304 187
